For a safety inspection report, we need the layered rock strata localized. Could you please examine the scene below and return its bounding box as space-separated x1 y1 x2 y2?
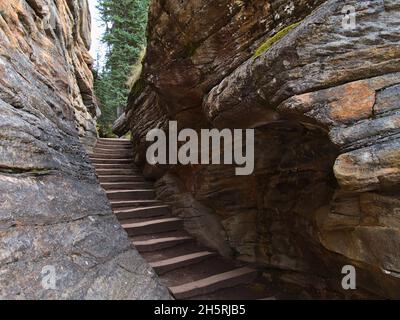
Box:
120 0 400 298
0 0 170 299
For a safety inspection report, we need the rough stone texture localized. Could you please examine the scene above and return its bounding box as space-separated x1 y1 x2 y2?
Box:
154 173 233 258
0 0 170 300
121 0 400 298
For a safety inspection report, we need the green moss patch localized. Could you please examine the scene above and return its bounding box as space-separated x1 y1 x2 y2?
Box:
253 22 300 58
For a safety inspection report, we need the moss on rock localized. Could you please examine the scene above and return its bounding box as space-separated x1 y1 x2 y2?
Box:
253 22 300 58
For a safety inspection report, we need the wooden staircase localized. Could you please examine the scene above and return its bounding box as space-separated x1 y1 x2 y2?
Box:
90 138 276 300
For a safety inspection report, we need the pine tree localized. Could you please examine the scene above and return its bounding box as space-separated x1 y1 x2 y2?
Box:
94 0 149 137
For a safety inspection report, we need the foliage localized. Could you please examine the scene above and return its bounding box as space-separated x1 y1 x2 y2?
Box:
94 0 149 137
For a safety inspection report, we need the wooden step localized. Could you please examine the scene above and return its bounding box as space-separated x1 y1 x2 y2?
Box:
96 140 131 146
106 189 155 201
95 143 131 149
110 200 162 209
133 236 193 253
92 147 131 152
190 280 276 300
150 251 216 275
122 218 183 236
96 169 140 176
91 153 133 159
102 182 152 190
91 158 134 165
97 140 131 146
115 205 170 220
98 176 145 183
94 164 135 170
169 267 259 299
92 147 132 155
98 138 130 143
93 152 132 159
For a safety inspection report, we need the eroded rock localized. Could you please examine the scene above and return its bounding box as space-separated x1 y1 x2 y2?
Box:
0 0 170 300
121 0 400 298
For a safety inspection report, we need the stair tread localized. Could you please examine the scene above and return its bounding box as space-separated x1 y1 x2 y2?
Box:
97 141 131 144
92 154 132 158
103 182 149 185
97 168 138 170
91 151 131 155
189 279 276 300
94 147 131 151
97 142 131 145
97 170 139 173
95 167 137 171
133 236 194 253
91 157 134 160
122 217 182 228
110 201 161 209
102 182 152 190
142 241 209 262
110 200 160 205
150 251 215 268
97 170 139 172
102 182 150 185
95 141 130 143
89 153 133 162
98 138 130 141
92 149 132 159
106 189 155 201
97 169 139 171
99 173 141 177
106 189 155 194
114 205 170 219
94 146 131 152
133 236 192 246
99 175 144 179
169 267 258 298
94 160 133 163
115 205 169 214
96 143 131 146
160 256 239 287
131 230 190 242
94 170 140 174
99 178 145 184
94 165 135 168
94 146 131 150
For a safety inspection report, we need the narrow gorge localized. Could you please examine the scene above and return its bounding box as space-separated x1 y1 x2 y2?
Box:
1 0 400 300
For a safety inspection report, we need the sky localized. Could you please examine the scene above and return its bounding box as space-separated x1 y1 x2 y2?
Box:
88 0 106 68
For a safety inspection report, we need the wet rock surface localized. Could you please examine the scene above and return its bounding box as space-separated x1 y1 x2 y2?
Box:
121 0 400 298
0 0 170 299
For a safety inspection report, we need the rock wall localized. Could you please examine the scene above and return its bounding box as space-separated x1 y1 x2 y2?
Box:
0 0 170 299
121 0 400 298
